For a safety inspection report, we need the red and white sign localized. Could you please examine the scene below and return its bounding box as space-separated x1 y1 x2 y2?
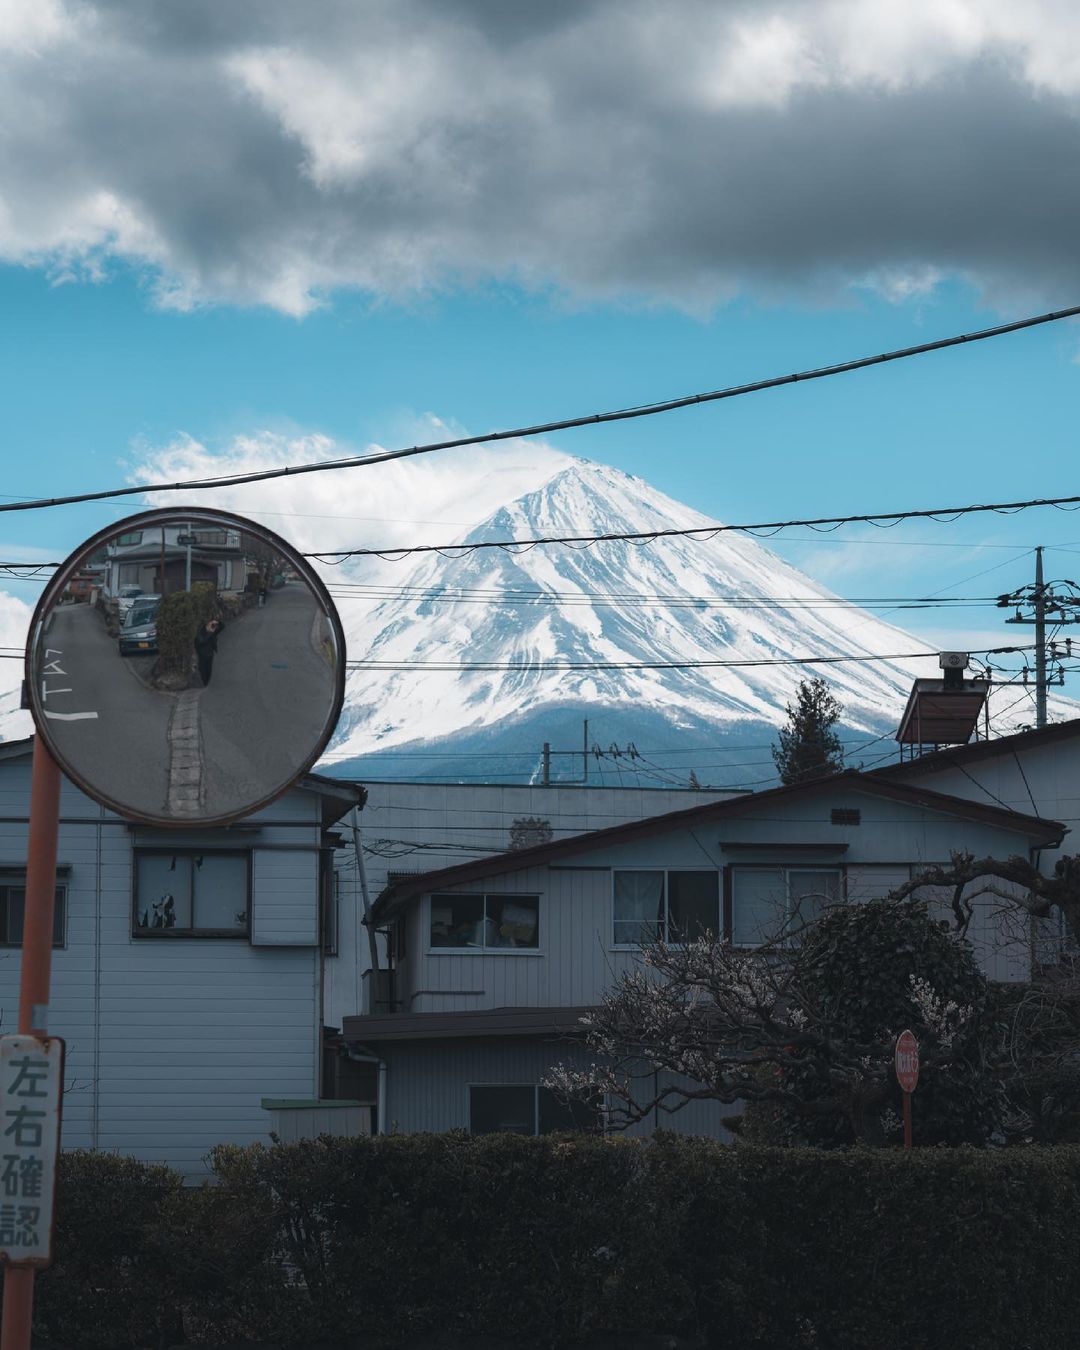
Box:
894 1029 919 1094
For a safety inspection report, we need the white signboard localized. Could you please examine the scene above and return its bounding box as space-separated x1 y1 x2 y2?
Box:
0 1035 64 1268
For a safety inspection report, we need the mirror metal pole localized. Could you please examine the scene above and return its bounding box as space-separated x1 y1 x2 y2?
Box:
0 736 62 1350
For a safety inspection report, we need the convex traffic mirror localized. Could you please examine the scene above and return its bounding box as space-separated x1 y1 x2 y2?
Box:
26 508 345 826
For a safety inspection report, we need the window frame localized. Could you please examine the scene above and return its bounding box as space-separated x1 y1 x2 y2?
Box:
729 864 845 949
426 892 541 954
467 1083 603 1136
610 867 721 949
114 531 143 547
0 880 66 949
131 848 251 939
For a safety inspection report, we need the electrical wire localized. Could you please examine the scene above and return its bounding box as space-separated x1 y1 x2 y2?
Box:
325 581 1005 611
2 302 1080 516
307 496 1080 562
342 643 1031 674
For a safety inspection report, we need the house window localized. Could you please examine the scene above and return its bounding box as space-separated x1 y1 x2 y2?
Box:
731 867 841 946
133 852 249 936
469 1085 601 1135
612 870 720 945
115 532 143 546
0 884 65 947
429 893 539 950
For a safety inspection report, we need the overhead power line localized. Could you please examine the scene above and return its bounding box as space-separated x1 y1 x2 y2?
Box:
1 303 1079 516
343 644 1032 674
324 581 1002 610
308 490 1080 562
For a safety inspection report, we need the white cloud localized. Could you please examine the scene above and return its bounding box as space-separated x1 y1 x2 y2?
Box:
129 426 575 559
0 3 1077 312
0 590 34 742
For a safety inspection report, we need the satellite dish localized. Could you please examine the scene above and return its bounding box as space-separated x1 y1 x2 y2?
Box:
24 507 345 826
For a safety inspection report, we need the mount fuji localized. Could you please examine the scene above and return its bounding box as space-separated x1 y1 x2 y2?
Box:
323 454 1001 788
1 447 1064 787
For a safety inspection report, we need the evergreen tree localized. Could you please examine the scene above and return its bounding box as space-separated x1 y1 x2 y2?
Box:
772 677 844 785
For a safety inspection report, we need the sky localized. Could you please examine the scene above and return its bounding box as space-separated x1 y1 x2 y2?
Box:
3 0 1080 713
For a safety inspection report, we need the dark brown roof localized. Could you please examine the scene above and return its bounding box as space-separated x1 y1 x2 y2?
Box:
873 717 1080 777
342 1005 595 1044
370 770 1065 920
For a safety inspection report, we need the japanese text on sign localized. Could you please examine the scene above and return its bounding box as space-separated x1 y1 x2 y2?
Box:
0 1035 63 1267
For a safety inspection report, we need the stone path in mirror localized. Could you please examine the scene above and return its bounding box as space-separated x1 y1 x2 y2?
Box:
37 581 337 822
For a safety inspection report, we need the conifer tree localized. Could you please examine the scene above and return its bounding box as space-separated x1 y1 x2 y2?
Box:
772 677 844 785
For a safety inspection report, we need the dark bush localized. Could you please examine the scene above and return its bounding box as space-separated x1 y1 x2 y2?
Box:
190 580 218 627
33 1150 188 1349
20 1136 1080 1349
785 898 1004 1147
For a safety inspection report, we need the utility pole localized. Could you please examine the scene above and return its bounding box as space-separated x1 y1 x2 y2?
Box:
538 720 591 786
1034 547 1047 730
999 546 1080 729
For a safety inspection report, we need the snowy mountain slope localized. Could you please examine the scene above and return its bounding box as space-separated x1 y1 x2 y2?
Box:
325 457 1027 780
2 450 1071 786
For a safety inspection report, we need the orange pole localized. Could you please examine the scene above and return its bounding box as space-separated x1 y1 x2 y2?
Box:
1 737 62 1350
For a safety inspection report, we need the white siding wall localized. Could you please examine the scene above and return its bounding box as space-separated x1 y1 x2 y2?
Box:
251 848 319 946
391 787 1049 1012
380 1038 737 1140
325 780 739 1029
888 741 1080 969
0 753 327 1180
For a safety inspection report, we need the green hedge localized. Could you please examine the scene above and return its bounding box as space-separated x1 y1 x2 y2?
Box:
21 1137 1080 1349
156 590 197 676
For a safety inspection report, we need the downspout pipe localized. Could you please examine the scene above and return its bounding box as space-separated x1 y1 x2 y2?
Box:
346 1047 387 1136
352 807 381 979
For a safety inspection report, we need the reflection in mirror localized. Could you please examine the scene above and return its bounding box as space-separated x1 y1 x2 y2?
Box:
27 509 345 827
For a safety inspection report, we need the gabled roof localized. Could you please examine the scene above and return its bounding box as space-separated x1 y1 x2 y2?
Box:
872 717 1080 778
370 769 1065 920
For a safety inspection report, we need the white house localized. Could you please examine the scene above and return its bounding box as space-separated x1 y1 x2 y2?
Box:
0 737 360 1180
324 778 742 1031
100 521 249 600
339 770 1063 1138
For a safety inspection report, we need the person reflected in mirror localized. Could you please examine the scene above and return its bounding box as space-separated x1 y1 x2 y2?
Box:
195 616 225 687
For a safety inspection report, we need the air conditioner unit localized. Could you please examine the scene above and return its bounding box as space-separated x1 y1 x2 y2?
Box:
939 652 969 671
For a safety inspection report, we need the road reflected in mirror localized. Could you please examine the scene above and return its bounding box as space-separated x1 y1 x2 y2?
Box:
27 509 345 826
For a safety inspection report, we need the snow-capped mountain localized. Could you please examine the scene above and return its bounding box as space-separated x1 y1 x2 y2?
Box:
2 449 1068 788
324 457 1009 786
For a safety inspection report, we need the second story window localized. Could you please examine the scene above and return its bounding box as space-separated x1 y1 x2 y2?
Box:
731 867 841 946
0 883 65 947
429 893 539 951
612 870 720 945
134 851 249 937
